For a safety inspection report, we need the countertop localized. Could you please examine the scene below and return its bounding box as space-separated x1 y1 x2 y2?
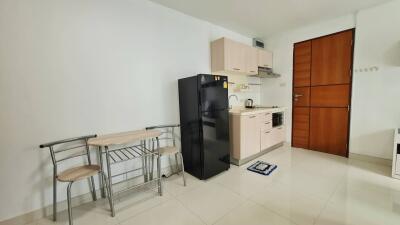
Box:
229 107 287 116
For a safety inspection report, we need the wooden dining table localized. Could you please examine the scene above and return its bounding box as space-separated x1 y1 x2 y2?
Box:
88 129 162 217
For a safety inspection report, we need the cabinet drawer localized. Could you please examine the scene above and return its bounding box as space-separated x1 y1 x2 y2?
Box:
261 121 272 131
260 112 272 122
261 130 273 150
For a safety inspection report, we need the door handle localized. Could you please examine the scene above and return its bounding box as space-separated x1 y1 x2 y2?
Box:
294 94 303 98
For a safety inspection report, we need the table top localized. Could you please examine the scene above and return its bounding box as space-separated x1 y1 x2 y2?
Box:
88 129 162 147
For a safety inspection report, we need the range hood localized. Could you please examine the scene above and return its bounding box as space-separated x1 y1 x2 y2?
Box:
253 67 281 78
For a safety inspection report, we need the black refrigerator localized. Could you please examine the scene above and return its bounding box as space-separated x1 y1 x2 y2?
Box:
178 74 230 180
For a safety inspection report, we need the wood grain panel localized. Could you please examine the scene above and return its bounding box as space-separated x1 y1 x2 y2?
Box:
311 84 350 107
311 30 353 86
309 108 349 157
294 41 311 56
294 41 311 87
294 63 311 72
293 87 310 107
292 107 309 149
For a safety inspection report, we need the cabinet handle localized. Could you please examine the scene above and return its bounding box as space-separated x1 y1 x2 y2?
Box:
250 71 256 73
265 122 270 124
265 113 271 115
263 64 269 67
249 115 256 118
233 68 240 71
265 131 271 134
278 127 283 130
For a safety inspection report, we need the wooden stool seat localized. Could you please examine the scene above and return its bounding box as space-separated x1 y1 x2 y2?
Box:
57 165 101 182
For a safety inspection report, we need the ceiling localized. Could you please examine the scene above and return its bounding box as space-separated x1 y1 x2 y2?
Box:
149 0 391 38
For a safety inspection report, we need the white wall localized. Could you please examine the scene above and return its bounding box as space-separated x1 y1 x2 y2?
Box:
0 0 254 221
261 14 356 141
350 0 400 159
262 0 400 159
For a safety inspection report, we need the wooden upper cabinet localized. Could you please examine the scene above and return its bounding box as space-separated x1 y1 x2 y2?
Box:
225 39 246 72
258 49 273 68
311 30 353 86
211 37 273 75
211 38 245 74
293 41 311 87
245 45 258 74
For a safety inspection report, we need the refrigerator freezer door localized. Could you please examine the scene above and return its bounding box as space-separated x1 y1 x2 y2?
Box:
199 75 229 112
201 109 230 179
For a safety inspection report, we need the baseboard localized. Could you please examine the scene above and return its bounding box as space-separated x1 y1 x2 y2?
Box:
349 153 392 167
231 142 284 166
0 165 177 225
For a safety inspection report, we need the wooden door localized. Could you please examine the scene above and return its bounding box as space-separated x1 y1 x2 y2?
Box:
309 108 349 156
311 31 353 85
292 41 311 148
292 29 353 157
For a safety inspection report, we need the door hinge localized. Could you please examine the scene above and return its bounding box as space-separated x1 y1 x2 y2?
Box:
347 105 350 112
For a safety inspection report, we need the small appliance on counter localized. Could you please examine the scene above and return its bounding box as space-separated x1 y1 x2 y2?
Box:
245 99 254 108
178 74 230 180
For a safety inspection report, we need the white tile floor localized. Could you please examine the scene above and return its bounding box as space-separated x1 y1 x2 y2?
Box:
34 145 400 225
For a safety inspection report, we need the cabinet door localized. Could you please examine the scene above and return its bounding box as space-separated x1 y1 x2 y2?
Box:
240 114 261 158
311 30 353 85
271 126 285 146
258 49 273 68
245 46 258 74
225 39 246 73
261 130 273 150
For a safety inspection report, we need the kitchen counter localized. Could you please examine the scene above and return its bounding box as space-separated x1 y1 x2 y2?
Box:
229 107 287 116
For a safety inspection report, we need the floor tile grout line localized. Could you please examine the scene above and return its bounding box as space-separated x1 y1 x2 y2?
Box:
116 192 173 224
248 199 302 225
313 174 347 225
210 199 248 225
174 195 208 225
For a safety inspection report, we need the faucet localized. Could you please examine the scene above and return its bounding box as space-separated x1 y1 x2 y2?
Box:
228 94 239 109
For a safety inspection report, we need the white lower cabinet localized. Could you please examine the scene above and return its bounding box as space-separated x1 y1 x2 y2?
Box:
230 110 286 165
270 126 285 147
261 129 273 150
240 114 261 159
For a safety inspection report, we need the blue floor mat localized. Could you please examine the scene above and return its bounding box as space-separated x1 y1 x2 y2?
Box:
247 161 277 176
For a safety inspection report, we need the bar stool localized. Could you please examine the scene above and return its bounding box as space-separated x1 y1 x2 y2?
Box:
39 135 113 225
146 124 186 186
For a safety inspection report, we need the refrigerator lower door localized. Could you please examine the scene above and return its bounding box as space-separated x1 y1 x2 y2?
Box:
201 109 230 179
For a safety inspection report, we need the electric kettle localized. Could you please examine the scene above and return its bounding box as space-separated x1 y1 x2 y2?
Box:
245 99 254 108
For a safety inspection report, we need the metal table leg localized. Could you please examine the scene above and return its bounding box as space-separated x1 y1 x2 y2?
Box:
105 146 115 217
156 137 162 196
53 166 57 221
98 146 106 198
